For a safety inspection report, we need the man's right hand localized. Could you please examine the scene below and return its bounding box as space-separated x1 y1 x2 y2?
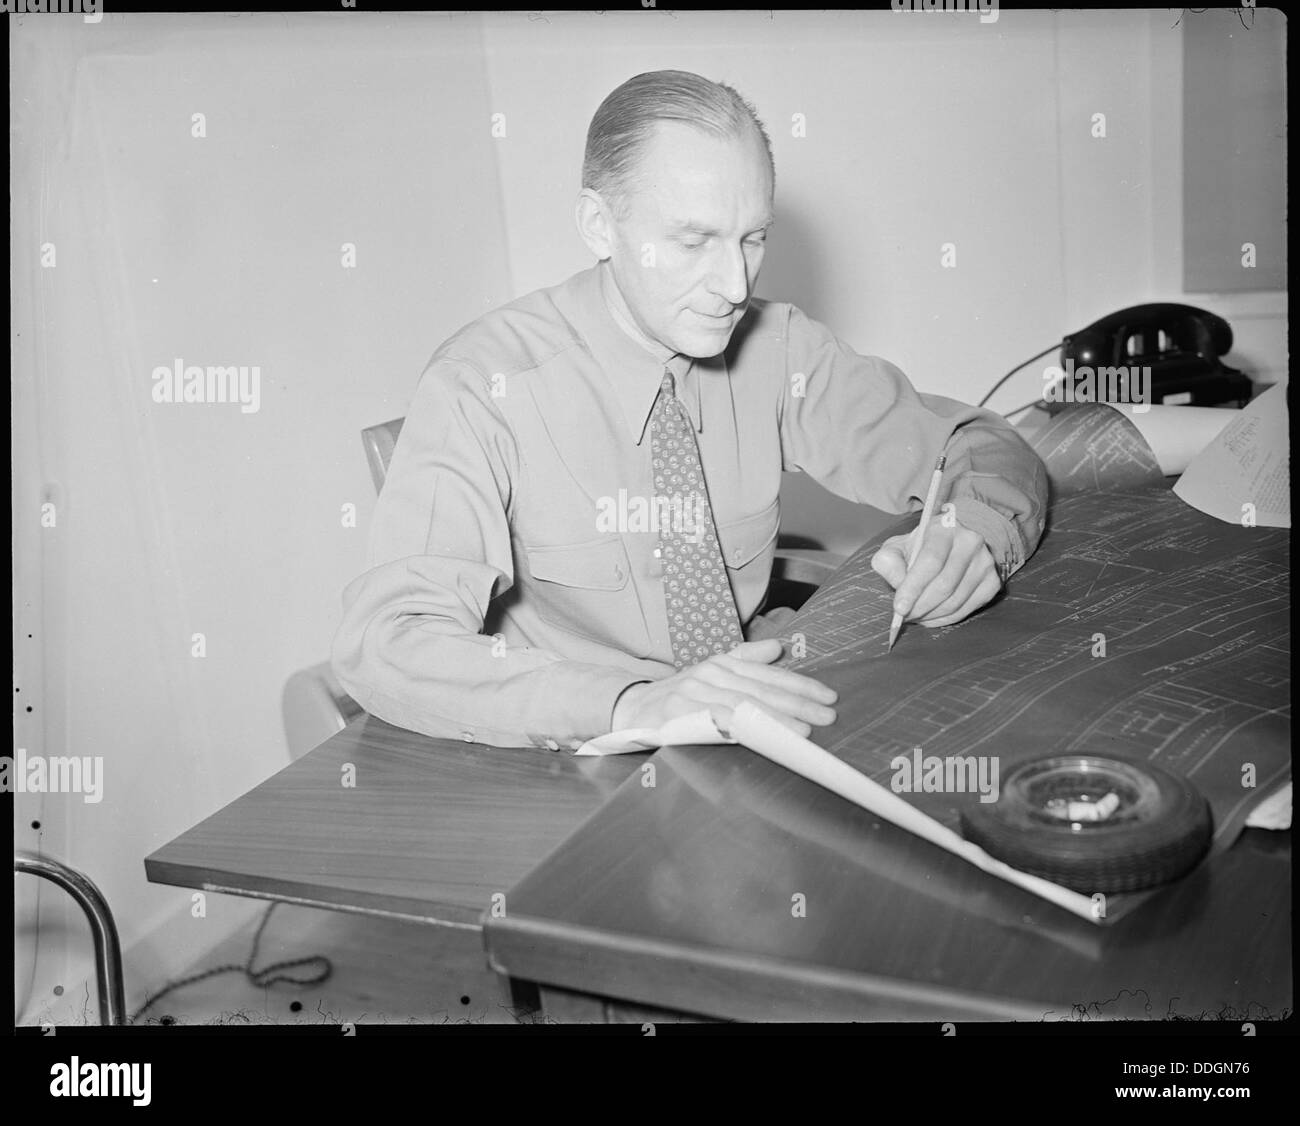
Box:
609 638 837 738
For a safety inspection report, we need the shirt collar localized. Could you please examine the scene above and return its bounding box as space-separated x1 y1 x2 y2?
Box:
566 262 701 445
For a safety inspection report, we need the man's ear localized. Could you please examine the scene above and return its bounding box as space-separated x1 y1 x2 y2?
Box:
575 188 615 261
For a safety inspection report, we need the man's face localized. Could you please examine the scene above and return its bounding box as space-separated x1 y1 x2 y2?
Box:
603 121 774 359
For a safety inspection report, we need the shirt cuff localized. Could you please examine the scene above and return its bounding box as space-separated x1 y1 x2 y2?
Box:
519 669 657 751
945 496 1027 582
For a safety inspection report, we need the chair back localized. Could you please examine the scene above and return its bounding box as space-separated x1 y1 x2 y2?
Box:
360 417 405 494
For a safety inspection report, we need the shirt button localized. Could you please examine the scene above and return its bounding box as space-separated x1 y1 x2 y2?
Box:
544 738 560 751
459 730 475 743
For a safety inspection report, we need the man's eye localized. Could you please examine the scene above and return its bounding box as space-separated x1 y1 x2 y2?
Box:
744 238 766 249
679 240 706 252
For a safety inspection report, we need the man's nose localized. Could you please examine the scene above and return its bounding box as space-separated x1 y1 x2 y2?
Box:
709 242 751 306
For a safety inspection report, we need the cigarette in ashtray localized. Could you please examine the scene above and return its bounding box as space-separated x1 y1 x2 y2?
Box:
1045 790 1121 823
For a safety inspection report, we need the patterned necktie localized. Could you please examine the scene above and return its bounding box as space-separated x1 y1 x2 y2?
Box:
650 369 745 669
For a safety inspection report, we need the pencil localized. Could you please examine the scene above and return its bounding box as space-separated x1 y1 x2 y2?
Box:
888 453 947 651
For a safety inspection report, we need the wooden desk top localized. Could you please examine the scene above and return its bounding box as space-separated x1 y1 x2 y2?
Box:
144 715 641 928
483 745 1290 1020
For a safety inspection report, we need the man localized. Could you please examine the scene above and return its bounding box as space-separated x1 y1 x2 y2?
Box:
332 70 1047 750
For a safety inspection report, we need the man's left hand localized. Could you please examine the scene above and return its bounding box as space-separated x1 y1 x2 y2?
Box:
870 520 1001 629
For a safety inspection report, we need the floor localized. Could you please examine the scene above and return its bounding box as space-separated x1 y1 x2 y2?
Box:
127 903 541 1027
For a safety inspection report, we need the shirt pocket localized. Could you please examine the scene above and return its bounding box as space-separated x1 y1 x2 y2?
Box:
523 535 652 656
715 498 781 620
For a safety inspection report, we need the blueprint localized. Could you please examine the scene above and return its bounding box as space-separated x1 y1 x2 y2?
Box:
781 407 1290 864
1024 401 1166 498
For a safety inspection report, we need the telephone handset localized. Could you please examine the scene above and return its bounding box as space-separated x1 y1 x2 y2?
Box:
1060 303 1251 407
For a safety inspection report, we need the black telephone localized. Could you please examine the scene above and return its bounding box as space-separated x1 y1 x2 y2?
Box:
1059 303 1252 408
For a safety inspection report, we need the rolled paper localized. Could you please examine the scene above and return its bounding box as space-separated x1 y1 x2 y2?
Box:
1102 401 1236 476
728 701 1105 924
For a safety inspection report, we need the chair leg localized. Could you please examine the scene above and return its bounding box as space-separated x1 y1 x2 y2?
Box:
15 851 127 1026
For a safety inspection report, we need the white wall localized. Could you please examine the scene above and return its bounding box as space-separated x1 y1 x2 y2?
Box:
12 9 1285 1023
13 12 513 1024
1162 9 1288 395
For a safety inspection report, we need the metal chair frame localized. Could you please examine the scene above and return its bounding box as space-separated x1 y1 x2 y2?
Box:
15 852 127 1026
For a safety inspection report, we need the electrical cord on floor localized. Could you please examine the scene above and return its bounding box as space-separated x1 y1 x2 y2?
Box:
129 902 333 1025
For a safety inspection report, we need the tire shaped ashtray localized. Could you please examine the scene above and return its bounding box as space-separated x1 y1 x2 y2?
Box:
959 754 1213 894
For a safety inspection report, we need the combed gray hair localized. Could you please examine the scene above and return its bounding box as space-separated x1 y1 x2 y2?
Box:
582 70 774 217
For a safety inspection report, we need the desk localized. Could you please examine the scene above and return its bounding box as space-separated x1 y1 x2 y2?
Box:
483 484 1291 1021
146 419 1289 1021
144 715 641 928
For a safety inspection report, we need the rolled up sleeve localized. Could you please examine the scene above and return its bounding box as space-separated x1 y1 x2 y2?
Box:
777 304 1048 574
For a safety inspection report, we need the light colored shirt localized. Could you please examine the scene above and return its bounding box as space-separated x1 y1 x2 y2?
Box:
332 262 1048 749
